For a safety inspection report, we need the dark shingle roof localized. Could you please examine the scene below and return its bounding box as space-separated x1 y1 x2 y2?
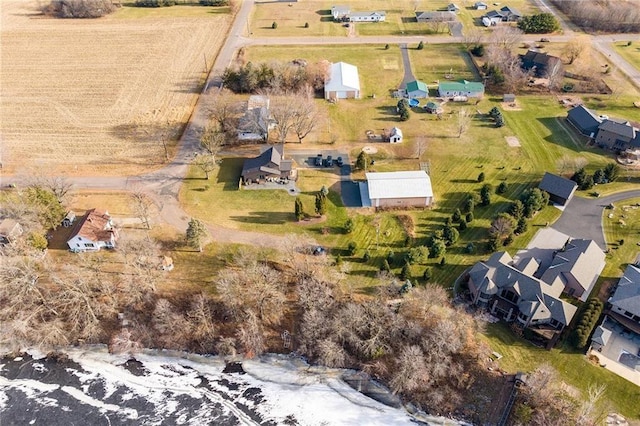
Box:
567 105 602 136
599 119 636 139
538 172 578 200
241 145 283 177
500 5 521 16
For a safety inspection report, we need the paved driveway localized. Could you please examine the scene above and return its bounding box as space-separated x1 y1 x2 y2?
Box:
552 189 640 249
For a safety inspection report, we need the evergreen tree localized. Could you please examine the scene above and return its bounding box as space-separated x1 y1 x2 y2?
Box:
186 218 207 252
400 262 411 280
315 192 327 216
294 197 304 221
380 259 391 272
356 151 369 170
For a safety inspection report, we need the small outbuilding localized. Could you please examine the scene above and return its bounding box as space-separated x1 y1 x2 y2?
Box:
388 127 403 143
62 211 76 227
503 94 516 103
424 101 443 114
405 80 429 99
447 3 460 12
0 219 24 246
538 172 578 206
474 2 488 10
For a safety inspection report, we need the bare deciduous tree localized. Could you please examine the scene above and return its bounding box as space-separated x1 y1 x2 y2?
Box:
129 189 154 230
489 214 516 239
457 108 472 138
109 328 143 355
488 26 524 50
152 298 190 349
193 153 217 180
237 310 266 357
270 95 299 144
207 88 241 133
563 35 589 65
200 125 226 157
292 90 319 143
462 28 484 50
390 345 428 393
187 293 217 352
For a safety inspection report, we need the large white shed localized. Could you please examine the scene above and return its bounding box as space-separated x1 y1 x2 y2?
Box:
365 171 434 208
324 62 360 100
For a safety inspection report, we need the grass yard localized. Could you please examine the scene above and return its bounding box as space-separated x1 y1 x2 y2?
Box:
249 0 542 37
481 322 640 419
408 44 480 84
601 197 640 280
0 0 230 176
613 42 640 73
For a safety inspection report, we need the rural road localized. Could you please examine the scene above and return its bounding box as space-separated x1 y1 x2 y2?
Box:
552 190 640 250
5 1 640 250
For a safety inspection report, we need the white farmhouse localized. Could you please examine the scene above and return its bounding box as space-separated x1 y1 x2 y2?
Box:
67 209 118 252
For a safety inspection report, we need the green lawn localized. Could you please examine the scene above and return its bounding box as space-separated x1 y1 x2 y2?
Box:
482 322 640 419
600 197 640 283
613 42 640 73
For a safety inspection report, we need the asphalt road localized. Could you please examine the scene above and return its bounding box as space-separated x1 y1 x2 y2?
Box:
552 190 640 250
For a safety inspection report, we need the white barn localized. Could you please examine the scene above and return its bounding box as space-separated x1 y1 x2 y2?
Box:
389 127 403 143
324 62 360 100
366 171 434 208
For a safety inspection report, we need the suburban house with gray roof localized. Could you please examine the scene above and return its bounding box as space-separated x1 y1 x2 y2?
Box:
595 119 640 150
520 50 563 78
609 264 640 334
538 172 578 206
349 11 386 22
467 229 604 344
566 104 640 150
566 104 602 137
237 95 276 142
241 144 295 185
467 251 577 343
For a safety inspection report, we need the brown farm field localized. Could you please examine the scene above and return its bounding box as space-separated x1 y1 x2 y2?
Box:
0 1 231 176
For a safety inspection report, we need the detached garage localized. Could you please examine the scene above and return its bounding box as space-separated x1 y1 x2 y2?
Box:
324 62 360 100
366 171 434 208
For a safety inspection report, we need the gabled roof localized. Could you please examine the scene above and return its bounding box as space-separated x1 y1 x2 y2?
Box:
390 127 403 138
599 119 637 140
406 80 428 93
366 171 433 200
415 11 457 21
350 11 386 18
610 264 640 317
540 238 605 294
68 209 115 244
538 172 578 200
438 80 484 93
567 105 602 135
515 256 540 276
521 50 562 76
0 219 22 238
542 294 576 326
241 145 284 177
325 62 360 92
591 325 612 346
500 5 521 16
485 10 502 18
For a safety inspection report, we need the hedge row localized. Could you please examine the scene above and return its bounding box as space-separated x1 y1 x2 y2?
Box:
572 299 603 349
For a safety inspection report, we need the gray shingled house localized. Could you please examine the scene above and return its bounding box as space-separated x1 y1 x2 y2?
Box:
538 172 578 206
595 119 640 150
241 144 294 185
608 264 640 334
566 105 602 137
520 50 563 78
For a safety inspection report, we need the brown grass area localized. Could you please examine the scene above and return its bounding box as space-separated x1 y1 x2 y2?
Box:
0 1 230 176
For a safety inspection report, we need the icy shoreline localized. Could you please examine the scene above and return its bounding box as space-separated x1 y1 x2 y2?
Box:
0 346 465 425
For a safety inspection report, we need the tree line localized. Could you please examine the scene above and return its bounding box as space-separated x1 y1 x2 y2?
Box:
551 0 640 33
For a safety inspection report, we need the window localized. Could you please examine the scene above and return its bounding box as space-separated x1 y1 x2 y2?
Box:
84 243 95 248
501 289 519 303
76 243 80 247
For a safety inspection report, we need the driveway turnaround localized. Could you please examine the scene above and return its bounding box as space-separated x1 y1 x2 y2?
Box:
552 190 640 250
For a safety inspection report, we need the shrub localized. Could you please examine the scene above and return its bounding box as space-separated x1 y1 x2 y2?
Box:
200 0 229 4
443 225 459 246
335 254 343 266
477 172 485 182
487 237 500 252
294 197 304 221
480 184 492 206
465 242 475 254
452 208 462 222
497 182 508 194
430 239 446 258
387 250 396 265
470 44 484 57
517 13 560 33
344 218 355 234
459 220 467 231
406 246 429 265
423 267 432 282
355 151 369 170
304 22 309 28
571 299 604 348
363 250 371 262
135 0 175 6
384 44 390 50
466 212 474 223
417 41 424 50
440 257 446 266
272 21 278 29
515 217 528 234
400 262 411 280
347 241 357 256
380 259 391 272
503 234 514 246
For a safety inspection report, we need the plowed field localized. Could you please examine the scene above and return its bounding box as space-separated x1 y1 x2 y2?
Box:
1 1 230 176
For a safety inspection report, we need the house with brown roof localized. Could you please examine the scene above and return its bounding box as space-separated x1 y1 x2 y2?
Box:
66 209 118 252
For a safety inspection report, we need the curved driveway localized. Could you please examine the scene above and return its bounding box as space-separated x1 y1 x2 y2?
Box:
552 190 640 249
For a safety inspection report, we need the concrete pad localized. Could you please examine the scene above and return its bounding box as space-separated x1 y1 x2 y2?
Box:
359 182 371 207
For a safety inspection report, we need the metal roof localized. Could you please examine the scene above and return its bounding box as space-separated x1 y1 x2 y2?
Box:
366 171 433 199
325 62 360 92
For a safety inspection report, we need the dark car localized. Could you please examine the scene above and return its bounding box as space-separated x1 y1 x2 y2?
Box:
336 156 344 167
315 154 323 166
326 155 333 167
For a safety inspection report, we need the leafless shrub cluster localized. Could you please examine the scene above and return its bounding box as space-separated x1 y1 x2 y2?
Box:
43 0 117 18
551 0 640 33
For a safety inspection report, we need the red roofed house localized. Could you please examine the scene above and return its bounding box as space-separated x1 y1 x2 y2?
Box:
67 209 118 252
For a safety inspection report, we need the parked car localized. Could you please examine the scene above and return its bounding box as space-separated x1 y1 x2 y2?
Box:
540 37 550 42
315 154 323 166
336 156 344 167
326 155 333 167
